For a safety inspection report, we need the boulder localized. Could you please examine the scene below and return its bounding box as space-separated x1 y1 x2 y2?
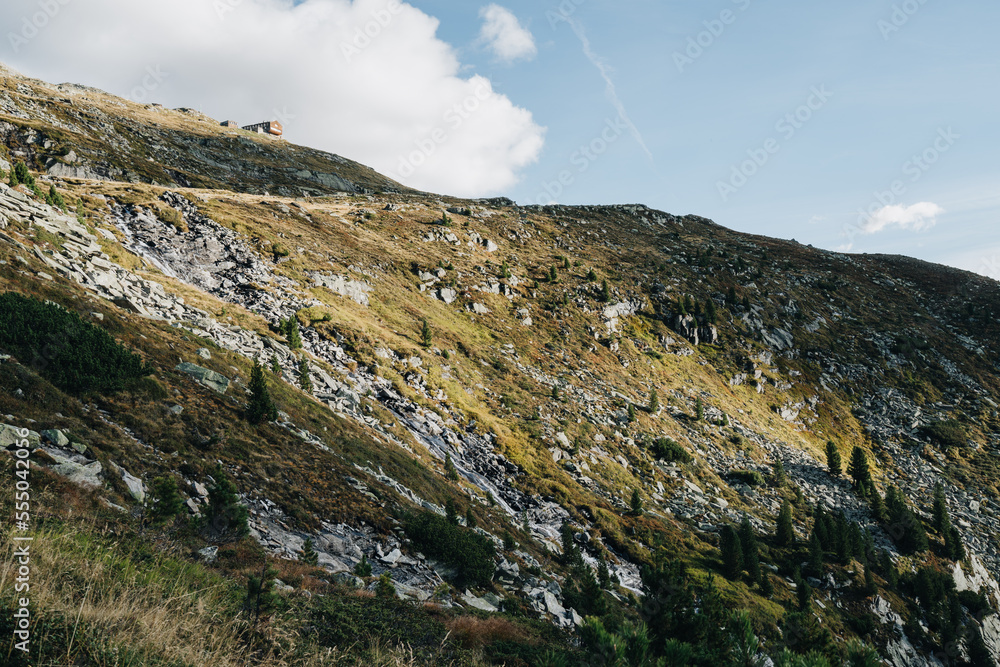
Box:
41 429 69 447
0 424 40 449
51 460 102 488
122 470 146 503
175 362 230 393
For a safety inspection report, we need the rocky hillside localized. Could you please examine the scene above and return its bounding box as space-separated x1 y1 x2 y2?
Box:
1 66 1000 667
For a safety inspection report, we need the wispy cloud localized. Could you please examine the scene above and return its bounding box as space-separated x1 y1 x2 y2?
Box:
565 17 653 163
479 4 536 63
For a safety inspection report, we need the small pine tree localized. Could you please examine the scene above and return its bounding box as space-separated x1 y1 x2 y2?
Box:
298 357 313 393
549 265 558 282
445 453 460 481
283 316 302 349
772 460 787 487
848 446 872 490
300 538 319 566
931 482 950 534
704 299 717 324
560 522 581 566
967 622 993 667
945 526 966 561
630 488 643 516
75 199 87 225
47 184 66 210
683 294 694 315
465 507 477 529
695 397 704 421
551 385 560 400
648 389 659 414
727 285 738 304
627 403 637 423
244 565 278 623
776 500 795 546
826 441 842 477
150 475 185 523
587 268 597 281
270 354 282 376
445 498 460 526
808 529 825 577
597 556 612 589
203 466 249 542
863 562 877 597
720 525 743 580
354 554 372 577
562 256 571 269
599 279 610 303
247 358 278 424
797 578 812 611
420 317 432 348
760 573 774 598
739 516 761 584
376 572 395 599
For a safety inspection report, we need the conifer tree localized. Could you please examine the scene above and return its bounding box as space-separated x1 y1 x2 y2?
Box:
283 315 302 349
776 500 795 546
720 525 743 580
445 452 460 481
738 515 761 584
863 561 877 596
808 529 824 576
597 555 612 589
465 507 477 529
848 446 872 490
300 538 319 566
549 265 558 282
420 317 432 348
354 554 372 577
376 572 395 599
825 441 842 477
630 488 643 516
247 358 278 425
695 397 704 421
704 298 717 324
932 482 950 534
560 522 582 566
627 402 637 423
244 565 278 623
298 357 312 393
772 459 787 487
204 466 249 542
648 388 659 414
587 268 598 281
150 475 185 523
599 279 610 302
445 497 459 525
270 354 282 376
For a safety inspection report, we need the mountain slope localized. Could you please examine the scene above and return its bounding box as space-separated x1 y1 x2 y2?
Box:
1 66 1000 667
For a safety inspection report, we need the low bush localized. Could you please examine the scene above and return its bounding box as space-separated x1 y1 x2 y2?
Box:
0 293 151 393
727 469 766 487
651 437 692 464
920 420 967 448
403 510 496 587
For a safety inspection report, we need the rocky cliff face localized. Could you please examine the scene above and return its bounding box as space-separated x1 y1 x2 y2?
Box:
2 65 1000 666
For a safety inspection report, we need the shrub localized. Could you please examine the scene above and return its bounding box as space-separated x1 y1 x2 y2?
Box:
921 420 967 448
299 538 319 566
651 438 692 463
375 572 395 599
403 510 495 587
0 293 151 393
727 469 766 487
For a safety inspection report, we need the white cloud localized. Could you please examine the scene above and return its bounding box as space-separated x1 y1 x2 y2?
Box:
478 5 537 63
0 0 544 196
861 202 945 234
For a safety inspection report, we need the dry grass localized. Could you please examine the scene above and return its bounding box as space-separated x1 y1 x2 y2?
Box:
443 615 533 650
0 522 250 666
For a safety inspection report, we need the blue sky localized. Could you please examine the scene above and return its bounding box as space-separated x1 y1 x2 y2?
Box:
409 0 1000 276
3 0 998 276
